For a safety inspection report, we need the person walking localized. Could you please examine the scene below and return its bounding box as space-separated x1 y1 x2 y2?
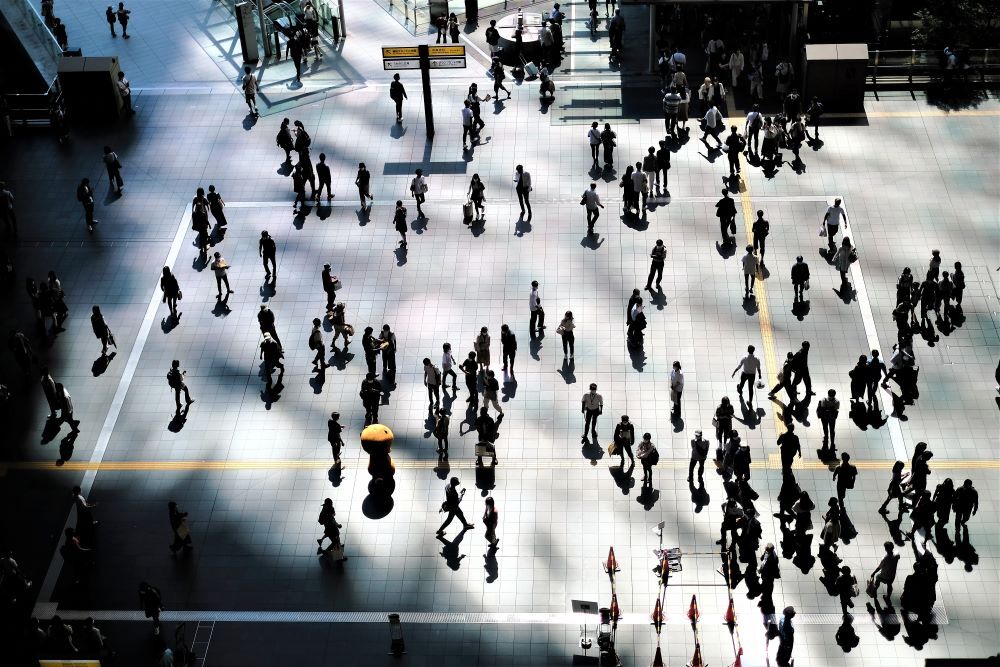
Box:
514 165 532 219
529 281 544 335
823 198 847 253
655 141 671 195
467 173 486 220
39 367 58 419
394 200 408 248
724 126 744 176
276 118 294 162
321 264 338 309
869 541 899 605
483 370 502 414
461 100 475 150
56 383 80 433
932 478 955 528
423 358 442 407
714 396 735 448
500 324 516 376
432 407 451 456
409 169 427 218
581 383 603 444
307 318 327 371
160 267 181 319
662 86 681 138
687 429 708 482
751 210 769 267
636 433 658 487
741 245 758 297
355 163 373 209
715 189 736 244
701 104 723 147
316 499 346 560
776 606 795 666
327 411 344 465
832 452 858 509
600 123 617 169
241 66 259 116
210 252 233 298
138 582 163 635
669 361 684 420
483 496 499 552
631 163 649 212
106 6 117 36
8 330 33 378
102 146 124 195
953 479 979 530
613 415 635 468
769 352 796 404
557 311 575 358
71 485 98 534
865 349 887 408
0 181 15 237
116 2 131 39
645 239 666 290
805 96 824 140
389 73 407 122
167 502 193 554
877 461 908 515
315 153 333 201
437 477 474 535
588 122 602 167
791 256 809 302
442 342 459 389
77 178 98 233
831 237 854 285
206 185 227 229
817 389 840 454
259 230 277 279
260 332 284 389
758 543 780 612
642 146 658 191
166 361 193 412
474 327 491 373
790 341 813 396
90 306 114 356
582 182 603 235
492 61 512 100
834 565 858 617
360 372 381 425
777 423 801 473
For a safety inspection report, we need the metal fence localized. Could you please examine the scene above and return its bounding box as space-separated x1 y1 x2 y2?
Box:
868 48 998 88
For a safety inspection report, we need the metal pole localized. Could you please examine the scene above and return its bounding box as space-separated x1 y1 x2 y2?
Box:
648 6 655 74
258 0 271 58
418 44 435 140
338 0 347 37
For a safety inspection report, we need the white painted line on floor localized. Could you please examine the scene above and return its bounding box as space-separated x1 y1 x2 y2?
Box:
839 198 908 462
41 606 949 626
33 205 193 619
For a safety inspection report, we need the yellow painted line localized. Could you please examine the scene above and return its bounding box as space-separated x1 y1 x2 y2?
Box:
3 456 995 474
736 159 784 434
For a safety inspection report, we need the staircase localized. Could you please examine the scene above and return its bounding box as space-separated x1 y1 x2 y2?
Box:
0 0 62 92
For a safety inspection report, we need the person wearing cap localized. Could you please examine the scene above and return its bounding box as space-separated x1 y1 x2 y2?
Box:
210 252 232 299
636 433 657 487
612 415 635 468
581 383 603 444
328 411 344 465
688 429 709 482
669 361 684 420
260 331 284 390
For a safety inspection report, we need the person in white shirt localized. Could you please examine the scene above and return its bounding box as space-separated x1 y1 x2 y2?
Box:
731 345 762 403
529 280 544 334
744 104 763 154
409 168 428 217
670 361 684 420
441 342 458 390
581 383 603 444
669 48 686 72
461 101 474 149
587 122 602 166
823 198 846 252
581 182 604 234
630 165 648 212
725 48 744 89
741 245 759 297
701 104 723 147
241 65 259 116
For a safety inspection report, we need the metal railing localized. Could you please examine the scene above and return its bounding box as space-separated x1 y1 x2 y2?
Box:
5 80 63 127
868 48 998 88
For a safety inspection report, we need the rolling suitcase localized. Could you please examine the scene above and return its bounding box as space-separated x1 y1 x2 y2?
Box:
462 201 474 224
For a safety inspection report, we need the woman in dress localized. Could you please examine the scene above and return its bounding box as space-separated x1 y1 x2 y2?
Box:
474 327 491 372
468 173 486 220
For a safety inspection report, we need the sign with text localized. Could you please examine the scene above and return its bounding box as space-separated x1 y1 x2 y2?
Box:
382 46 419 58
428 45 466 57
429 57 467 69
383 58 421 70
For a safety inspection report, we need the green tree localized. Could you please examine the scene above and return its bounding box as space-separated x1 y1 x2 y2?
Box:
912 0 1000 47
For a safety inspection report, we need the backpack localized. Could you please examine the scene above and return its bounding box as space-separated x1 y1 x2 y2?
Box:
167 370 182 389
749 113 762 131
193 199 207 217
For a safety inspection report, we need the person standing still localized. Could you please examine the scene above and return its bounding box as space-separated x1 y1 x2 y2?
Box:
460 351 479 403
724 126 744 176
613 415 635 467
315 153 333 201
669 361 684 420
106 6 117 36
72 485 98 533
869 541 899 605
656 141 671 194
168 502 193 554
688 429 709 482
355 163 373 209
0 181 15 237
582 182 603 235
77 178 98 232
389 73 407 123
166 360 194 412
514 165 532 219
588 122 602 167
321 264 337 309
732 345 762 403
116 3 131 39
581 383 603 444
817 389 840 454
241 65 259 116
601 123 617 169
791 255 809 302
103 143 125 191
437 477 474 535
557 311 575 358
210 252 233 298
646 239 666 290
423 358 441 407
442 343 458 390
483 497 499 552
500 324 517 376
327 411 344 464
529 281 545 335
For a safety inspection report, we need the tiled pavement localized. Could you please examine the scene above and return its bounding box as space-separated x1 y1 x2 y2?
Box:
1 1 999 665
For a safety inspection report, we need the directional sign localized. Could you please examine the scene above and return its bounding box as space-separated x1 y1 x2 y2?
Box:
429 57 467 69
382 46 419 58
383 58 421 70
428 45 466 57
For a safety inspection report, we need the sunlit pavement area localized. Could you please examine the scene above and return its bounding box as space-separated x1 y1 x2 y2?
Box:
1 0 999 665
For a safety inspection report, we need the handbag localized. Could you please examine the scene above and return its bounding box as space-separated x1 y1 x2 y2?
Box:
332 278 343 291
804 279 810 290
177 290 183 301
866 576 877 598
818 222 827 237
711 416 719 428
607 442 618 455
580 195 587 205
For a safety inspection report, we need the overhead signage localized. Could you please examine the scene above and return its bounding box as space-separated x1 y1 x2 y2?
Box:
428 45 465 57
429 57 467 69
383 58 420 70
382 46 419 58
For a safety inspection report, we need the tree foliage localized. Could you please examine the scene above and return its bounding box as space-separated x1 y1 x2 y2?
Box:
912 0 1000 48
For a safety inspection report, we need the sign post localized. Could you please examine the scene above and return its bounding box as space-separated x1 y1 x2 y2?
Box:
382 45 466 141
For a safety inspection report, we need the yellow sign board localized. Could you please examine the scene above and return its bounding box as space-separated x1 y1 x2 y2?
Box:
428 45 465 57
40 661 103 667
382 47 419 58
